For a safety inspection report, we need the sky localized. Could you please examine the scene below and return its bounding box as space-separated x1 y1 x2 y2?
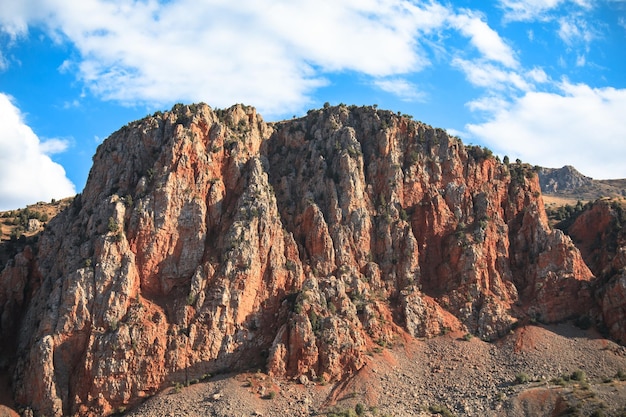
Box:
0 0 625 210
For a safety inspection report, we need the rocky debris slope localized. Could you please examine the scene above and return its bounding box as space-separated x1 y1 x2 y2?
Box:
125 323 626 417
0 103 603 416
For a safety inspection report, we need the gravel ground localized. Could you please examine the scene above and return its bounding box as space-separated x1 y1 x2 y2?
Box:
126 322 626 417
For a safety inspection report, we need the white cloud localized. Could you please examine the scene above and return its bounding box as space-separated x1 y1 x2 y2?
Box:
449 12 518 68
0 0 529 114
38 137 70 154
498 0 591 21
2 0 622 184
466 82 626 179
527 67 549 83
499 0 565 21
373 78 425 102
0 0 525 115
0 0 453 117
452 58 530 91
0 1 32 39
0 93 76 210
467 95 512 113
557 16 596 47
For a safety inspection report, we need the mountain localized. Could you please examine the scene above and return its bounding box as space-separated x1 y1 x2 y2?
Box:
551 198 626 343
538 165 593 194
538 165 626 200
0 103 625 417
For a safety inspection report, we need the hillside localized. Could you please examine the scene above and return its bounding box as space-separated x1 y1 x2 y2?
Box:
127 323 626 417
0 103 625 416
0 198 73 272
539 165 626 203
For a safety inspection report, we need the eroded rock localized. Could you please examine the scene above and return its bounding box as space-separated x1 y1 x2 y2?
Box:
0 104 602 416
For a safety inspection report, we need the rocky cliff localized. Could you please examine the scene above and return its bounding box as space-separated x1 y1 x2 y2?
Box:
556 199 626 343
0 103 599 416
538 165 593 194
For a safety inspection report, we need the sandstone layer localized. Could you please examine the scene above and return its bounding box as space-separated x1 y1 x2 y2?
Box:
0 103 599 416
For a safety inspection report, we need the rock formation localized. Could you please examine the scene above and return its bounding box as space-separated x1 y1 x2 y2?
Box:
556 199 626 343
538 165 593 194
0 103 601 416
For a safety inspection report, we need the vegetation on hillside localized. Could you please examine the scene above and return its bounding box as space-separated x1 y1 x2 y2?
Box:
0 198 73 271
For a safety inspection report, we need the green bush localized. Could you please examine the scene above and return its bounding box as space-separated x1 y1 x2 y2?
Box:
327 408 357 417
429 404 455 417
571 370 586 382
107 217 119 233
515 372 530 384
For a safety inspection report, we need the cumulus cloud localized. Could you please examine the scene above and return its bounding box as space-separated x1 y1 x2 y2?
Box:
0 0 525 117
449 12 518 67
38 137 70 154
0 0 535 115
452 58 530 91
466 95 513 113
1 0 623 182
466 82 626 179
0 1 32 38
0 93 76 210
373 78 426 102
0 0 454 117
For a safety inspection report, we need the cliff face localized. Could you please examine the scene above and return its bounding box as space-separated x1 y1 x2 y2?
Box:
0 104 596 416
560 200 626 343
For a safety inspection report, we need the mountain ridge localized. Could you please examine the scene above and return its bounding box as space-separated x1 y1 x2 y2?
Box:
0 103 624 416
538 165 626 201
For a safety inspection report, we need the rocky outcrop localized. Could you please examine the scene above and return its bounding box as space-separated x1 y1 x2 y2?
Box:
0 103 598 416
538 165 626 200
561 199 626 343
538 165 593 194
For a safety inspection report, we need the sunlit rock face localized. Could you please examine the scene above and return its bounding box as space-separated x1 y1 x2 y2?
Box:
0 103 596 416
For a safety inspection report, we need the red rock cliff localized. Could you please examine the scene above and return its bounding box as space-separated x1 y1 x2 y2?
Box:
0 103 596 416
561 200 626 343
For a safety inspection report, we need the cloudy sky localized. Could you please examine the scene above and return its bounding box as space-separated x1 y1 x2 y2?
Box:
0 0 625 210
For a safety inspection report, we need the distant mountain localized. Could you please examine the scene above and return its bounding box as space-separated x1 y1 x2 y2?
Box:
538 165 626 200
538 165 593 193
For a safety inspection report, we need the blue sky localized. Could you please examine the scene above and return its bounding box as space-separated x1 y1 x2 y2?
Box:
0 0 625 210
